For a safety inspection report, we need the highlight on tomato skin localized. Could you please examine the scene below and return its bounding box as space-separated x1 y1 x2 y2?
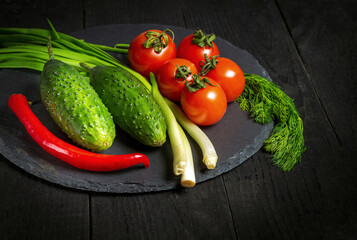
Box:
205 57 245 102
180 78 227 126
128 29 177 78
156 58 198 102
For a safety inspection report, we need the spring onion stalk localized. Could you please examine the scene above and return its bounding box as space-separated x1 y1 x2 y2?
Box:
0 21 148 84
91 43 129 54
0 22 128 65
0 42 113 73
114 43 130 48
150 73 187 175
0 46 111 66
178 124 196 187
165 99 218 169
0 57 46 71
0 53 96 72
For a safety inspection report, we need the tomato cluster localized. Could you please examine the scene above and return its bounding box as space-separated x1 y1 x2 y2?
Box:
128 28 245 126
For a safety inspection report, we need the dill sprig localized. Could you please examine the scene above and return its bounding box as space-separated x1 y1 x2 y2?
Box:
237 73 306 171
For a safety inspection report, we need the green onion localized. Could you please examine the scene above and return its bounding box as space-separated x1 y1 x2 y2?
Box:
0 22 130 73
178 124 196 187
150 73 187 175
91 43 129 54
165 99 218 169
0 57 45 71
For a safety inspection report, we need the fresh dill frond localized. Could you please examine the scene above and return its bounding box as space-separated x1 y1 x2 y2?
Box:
236 73 306 171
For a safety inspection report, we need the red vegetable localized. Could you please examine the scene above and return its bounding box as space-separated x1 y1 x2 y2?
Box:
177 29 220 71
181 75 227 126
156 58 198 102
128 29 177 78
201 55 245 102
8 94 150 172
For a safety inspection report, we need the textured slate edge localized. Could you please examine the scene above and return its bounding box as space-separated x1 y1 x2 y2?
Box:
0 122 273 194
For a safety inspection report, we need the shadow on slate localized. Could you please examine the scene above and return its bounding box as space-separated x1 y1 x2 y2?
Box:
0 24 273 193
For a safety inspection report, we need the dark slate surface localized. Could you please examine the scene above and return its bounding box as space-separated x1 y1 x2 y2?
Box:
0 24 272 193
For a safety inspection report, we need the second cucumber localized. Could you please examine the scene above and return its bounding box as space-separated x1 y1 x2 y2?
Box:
83 64 167 147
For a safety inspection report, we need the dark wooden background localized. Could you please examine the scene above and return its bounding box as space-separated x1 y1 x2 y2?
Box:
0 0 356 239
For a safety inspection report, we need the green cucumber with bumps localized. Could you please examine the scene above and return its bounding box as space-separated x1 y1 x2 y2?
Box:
40 45 116 152
84 64 167 147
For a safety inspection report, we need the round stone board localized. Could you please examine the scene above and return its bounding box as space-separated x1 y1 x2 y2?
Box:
0 24 273 193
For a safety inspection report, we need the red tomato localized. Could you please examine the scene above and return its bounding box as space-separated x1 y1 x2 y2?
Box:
181 77 227 126
177 30 220 71
128 29 177 78
156 58 198 102
205 57 245 102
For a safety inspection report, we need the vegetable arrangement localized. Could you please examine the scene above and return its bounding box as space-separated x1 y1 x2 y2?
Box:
1 21 305 189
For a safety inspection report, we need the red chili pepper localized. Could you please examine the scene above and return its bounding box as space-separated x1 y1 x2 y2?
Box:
8 94 150 171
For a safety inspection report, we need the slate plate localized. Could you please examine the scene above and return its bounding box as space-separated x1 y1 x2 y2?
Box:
0 24 273 193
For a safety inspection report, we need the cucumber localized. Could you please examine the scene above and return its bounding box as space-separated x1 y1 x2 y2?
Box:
40 59 116 151
86 65 167 147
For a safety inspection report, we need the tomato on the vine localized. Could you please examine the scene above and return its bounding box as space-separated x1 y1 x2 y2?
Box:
201 55 245 102
156 58 198 102
177 29 220 71
181 75 227 126
128 29 177 78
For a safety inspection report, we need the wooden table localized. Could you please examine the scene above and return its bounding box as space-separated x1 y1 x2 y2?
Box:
0 0 356 239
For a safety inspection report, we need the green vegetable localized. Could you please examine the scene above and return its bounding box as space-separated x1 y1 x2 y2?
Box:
178 124 195 188
150 73 187 175
151 73 196 186
165 98 218 169
0 19 130 75
237 73 306 171
82 64 167 147
40 40 116 151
